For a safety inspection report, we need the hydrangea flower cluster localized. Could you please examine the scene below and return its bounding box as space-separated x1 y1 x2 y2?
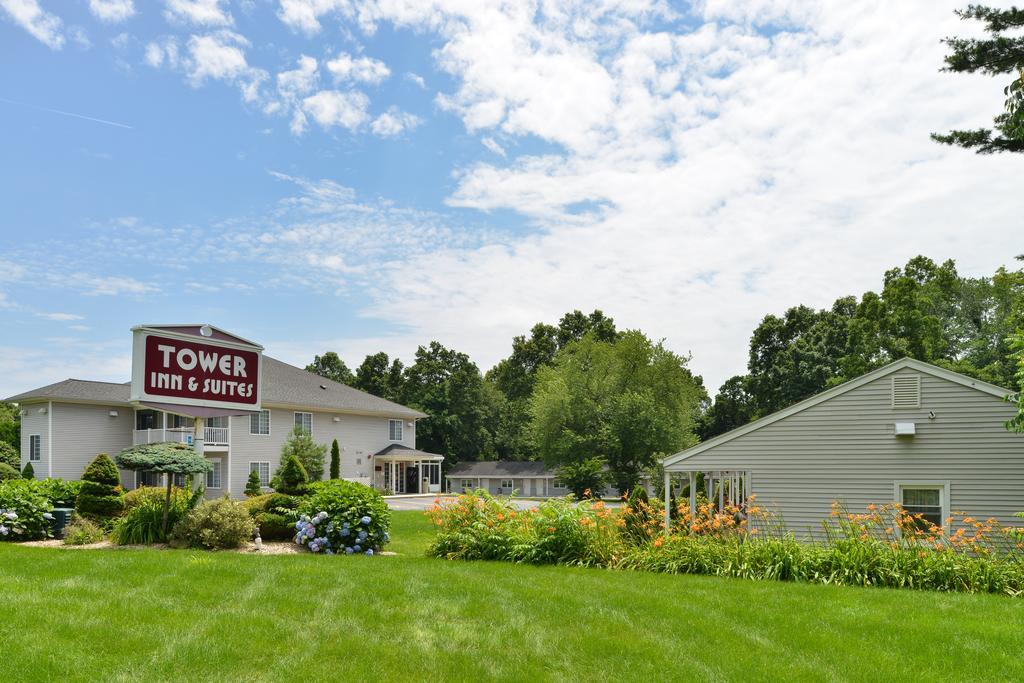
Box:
294 511 385 555
0 509 23 537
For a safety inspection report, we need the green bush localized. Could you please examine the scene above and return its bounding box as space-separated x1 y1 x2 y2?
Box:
112 496 189 545
39 478 82 507
0 441 18 469
279 426 327 482
124 485 189 511
0 463 20 482
63 515 105 545
77 454 124 521
294 480 390 554
271 454 308 495
244 493 299 541
0 479 54 541
170 496 255 550
329 439 340 479
21 462 34 479
244 469 263 497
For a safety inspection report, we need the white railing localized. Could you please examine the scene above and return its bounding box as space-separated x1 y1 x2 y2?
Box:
204 427 229 445
132 428 194 446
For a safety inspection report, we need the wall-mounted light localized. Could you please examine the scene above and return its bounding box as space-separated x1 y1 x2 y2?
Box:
894 422 916 436
332 416 341 422
109 410 119 417
37 407 47 415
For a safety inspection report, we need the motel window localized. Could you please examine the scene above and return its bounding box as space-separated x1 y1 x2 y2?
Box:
207 459 222 489
900 485 945 530
29 434 41 462
168 414 193 430
501 479 514 490
250 409 271 435
171 473 188 488
552 479 565 490
250 462 271 487
294 412 312 435
138 470 162 488
389 419 403 441
461 479 474 491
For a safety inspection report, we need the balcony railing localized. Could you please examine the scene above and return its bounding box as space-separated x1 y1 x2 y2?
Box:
132 427 229 447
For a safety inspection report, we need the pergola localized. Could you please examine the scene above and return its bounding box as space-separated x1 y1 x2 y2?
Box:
661 467 752 532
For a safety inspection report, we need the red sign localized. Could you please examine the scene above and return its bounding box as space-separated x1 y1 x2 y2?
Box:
142 334 259 405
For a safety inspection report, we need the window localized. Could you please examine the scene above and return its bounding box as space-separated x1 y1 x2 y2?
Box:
294 412 312 435
250 409 271 435
29 434 41 462
552 479 565 489
171 473 188 488
501 479 514 490
250 461 271 487
389 419 403 441
899 484 945 530
427 463 440 486
138 470 162 488
206 459 222 489
461 479 474 491
168 414 193 429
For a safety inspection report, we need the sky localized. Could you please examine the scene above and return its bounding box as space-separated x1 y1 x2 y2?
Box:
0 0 1018 400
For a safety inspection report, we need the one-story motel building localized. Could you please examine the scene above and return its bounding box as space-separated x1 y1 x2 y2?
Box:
4 324 444 498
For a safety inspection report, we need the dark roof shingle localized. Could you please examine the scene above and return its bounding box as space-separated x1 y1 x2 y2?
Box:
445 461 552 478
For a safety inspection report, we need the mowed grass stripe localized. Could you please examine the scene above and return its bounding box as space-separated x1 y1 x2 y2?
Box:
0 511 1021 682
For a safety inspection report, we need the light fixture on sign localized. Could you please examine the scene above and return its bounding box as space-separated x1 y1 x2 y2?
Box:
199 324 213 337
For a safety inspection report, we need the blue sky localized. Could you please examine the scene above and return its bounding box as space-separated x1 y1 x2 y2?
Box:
0 1 1019 398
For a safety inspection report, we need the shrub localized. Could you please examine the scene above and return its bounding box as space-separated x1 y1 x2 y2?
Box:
0 463 20 482
21 462 34 479
329 439 340 479
124 485 189 511
279 426 327 481
39 478 83 507
77 454 125 521
63 515 105 545
621 487 661 545
170 496 255 550
556 458 607 499
271 454 308 495
0 441 18 469
244 493 299 540
244 469 263 497
294 480 390 554
112 493 192 548
0 479 53 541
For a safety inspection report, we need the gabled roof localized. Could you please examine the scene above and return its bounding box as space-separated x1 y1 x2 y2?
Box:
374 444 444 460
663 358 1016 468
132 323 263 349
4 356 427 419
446 461 553 478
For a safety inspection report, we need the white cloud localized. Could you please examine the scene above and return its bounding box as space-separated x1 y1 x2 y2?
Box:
325 53 390 84
68 25 91 49
89 0 135 23
0 0 64 49
276 0 375 35
36 312 85 321
144 38 179 68
481 136 506 157
301 90 369 131
68 273 158 296
275 54 319 134
405 72 426 89
371 107 420 137
184 31 267 102
164 0 232 26
0 342 131 398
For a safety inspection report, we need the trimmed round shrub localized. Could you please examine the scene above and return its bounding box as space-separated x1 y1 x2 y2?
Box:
0 441 18 469
294 480 390 555
271 454 308 495
170 496 255 550
244 493 299 541
0 479 54 541
0 463 20 482
63 515 105 545
77 454 124 521
21 462 35 479
244 469 263 497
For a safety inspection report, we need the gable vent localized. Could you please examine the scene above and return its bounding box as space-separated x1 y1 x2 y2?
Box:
891 375 921 409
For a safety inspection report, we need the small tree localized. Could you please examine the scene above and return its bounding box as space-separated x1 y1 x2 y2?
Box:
271 453 308 495
0 441 19 469
0 463 20 481
116 443 212 535
244 468 263 497
21 461 35 479
280 426 327 481
556 457 608 499
77 453 124 520
329 439 340 479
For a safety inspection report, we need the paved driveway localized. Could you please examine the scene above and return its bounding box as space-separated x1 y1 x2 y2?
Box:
385 495 621 511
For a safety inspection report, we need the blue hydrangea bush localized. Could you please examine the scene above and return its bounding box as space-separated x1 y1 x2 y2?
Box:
0 479 55 541
293 480 390 555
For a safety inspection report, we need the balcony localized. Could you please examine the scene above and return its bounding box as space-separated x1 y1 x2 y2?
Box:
132 427 229 448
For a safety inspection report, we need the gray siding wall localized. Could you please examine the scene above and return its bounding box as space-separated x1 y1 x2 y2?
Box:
676 368 1024 538
39 403 135 486
19 404 48 476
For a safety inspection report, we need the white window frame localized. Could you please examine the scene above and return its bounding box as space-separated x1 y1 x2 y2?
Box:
206 458 222 489
552 478 565 490
250 461 271 488
294 411 312 435
389 419 403 442
250 409 271 436
894 481 949 532
136 470 163 488
28 434 41 462
500 479 514 490
460 479 474 491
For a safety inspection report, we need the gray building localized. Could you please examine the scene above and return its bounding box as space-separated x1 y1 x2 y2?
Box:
662 358 1024 538
445 460 651 498
6 355 443 498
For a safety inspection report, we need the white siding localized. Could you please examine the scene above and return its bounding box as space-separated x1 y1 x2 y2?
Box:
20 404 48 475
675 368 1024 537
50 403 135 486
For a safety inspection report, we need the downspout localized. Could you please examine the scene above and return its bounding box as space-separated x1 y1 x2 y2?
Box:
47 401 53 478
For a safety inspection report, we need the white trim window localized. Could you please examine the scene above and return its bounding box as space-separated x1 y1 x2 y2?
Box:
898 483 946 530
29 434 41 462
552 478 565 490
294 412 312 435
460 479 474 492
501 479 514 490
250 409 271 435
137 470 162 488
389 419 403 441
250 461 271 487
206 458 222 489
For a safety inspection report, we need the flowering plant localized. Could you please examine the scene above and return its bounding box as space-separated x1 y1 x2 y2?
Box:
293 480 390 555
0 479 54 541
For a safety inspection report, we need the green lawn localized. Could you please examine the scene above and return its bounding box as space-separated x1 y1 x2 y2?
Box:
1 511 1021 682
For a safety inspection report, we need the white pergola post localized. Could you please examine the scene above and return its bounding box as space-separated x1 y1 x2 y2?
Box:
688 471 696 517
663 470 671 535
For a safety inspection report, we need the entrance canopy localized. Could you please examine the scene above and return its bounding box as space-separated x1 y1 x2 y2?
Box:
372 444 444 462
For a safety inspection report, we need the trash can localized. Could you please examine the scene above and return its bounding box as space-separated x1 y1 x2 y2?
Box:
50 508 75 538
